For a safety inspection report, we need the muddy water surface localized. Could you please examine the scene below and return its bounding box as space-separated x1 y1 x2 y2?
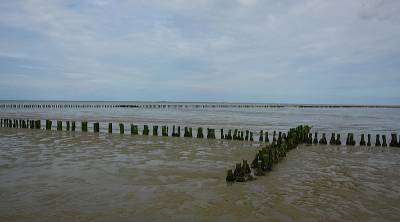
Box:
1 127 400 221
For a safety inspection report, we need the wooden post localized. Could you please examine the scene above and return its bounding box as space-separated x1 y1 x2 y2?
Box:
250 132 254 141
57 121 62 130
35 120 40 129
382 135 387 147
119 123 124 134
153 125 158 136
330 133 335 145
367 134 371 146
221 129 224 139
72 121 75 131
66 121 70 131
240 131 244 140
259 130 264 141
172 125 176 137
82 122 87 132
143 125 149 135
94 122 99 132
336 133 341 145
360 134 366 146
189 127 193 137
313 132 318 144
177 126 181 137
197 127 204 138
245 130 249 141
0 119 2 127
375 134 381 146
265 132 269 142
109 123 112 133
390 134 398 147
162 125 167 136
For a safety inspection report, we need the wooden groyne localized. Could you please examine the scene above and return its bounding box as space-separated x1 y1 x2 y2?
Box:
1 103 399 109
1 118 399 148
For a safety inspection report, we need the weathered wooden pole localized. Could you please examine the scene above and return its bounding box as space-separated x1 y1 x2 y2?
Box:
46 120 51 130
336 133 341 145
0 119 2 127
273 131 276 142
375 134 381 146
250 132 254 141
245 130 249 141
360 134 366 146
153 125 158 136
119 123 124 134
162 125 167 136
367 134 371 146
57 121 62 130
172 125 176 137
197 127 204 138
108 123 112 133
94 122 99 132
143 125 149 135
382 135 387 147
259 130 263 141
329 133 336 145
189 127 193 137
226 169 235 181
240 131 244 140
177 126 181 137
66 121 70 131
72 121 75 131
221 129 224 139
265 132 269 142
313 132 318 144
82 121 87 132
35 120 40 129
390 134 398 147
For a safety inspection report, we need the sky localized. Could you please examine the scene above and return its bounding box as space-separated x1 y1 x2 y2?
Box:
0 0 399 105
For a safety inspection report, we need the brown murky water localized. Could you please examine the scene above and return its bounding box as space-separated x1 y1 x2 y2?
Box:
1 127 400 221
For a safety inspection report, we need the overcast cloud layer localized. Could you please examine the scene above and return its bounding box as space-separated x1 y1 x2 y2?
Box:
0 0 399 104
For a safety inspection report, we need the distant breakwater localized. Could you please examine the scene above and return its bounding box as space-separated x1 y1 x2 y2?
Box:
1 103 399 109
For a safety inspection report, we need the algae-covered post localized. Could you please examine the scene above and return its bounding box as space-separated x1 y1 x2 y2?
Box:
382 135 387 147
265 132 269 142
259 130 263 141
94 122 99 132
313 132 318 144
360 134 366 146
330 133 336 145
390 134 398 147
66 121 70 131
72 121 75 131
375 134 381 146
197 127 203 138
153 125 158 136
119 123 124 134
221 129 224 139
367 134 371 146
81 122 87 132
245 130 249 141
108 123 112 133
162 125 167 136
250 132 254 141
143 125 149 135
57 121 62 131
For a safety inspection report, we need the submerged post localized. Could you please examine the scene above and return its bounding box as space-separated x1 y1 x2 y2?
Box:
382 135 387 147
265 132 269 142
109 123 112 133
259 130 264 141
143 125 149 135
153 125 158 136
221 129 224 139
66 121 70 131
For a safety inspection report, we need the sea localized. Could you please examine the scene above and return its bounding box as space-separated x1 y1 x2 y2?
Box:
1 100 400 221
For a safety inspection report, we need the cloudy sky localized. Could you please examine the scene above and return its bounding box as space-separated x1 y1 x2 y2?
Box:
0 0 399 104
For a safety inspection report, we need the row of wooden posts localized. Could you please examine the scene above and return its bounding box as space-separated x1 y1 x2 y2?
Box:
1 118 399 147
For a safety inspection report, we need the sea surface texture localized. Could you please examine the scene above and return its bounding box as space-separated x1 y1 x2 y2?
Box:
1 101 400 221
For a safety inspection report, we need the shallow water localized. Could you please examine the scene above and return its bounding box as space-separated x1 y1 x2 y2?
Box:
1 127 400 221
1 102 400 221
